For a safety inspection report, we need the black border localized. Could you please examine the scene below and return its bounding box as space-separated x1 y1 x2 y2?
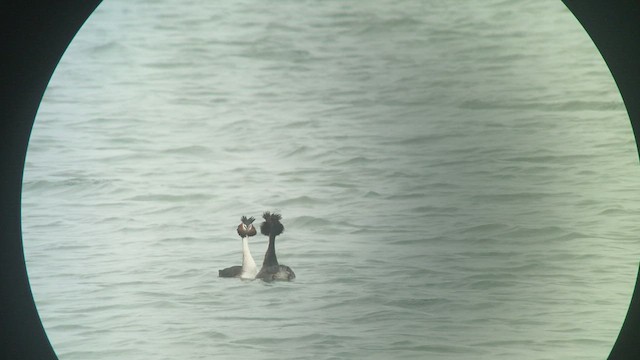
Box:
0 0 638 359
561 2 640 359
0 1 102 359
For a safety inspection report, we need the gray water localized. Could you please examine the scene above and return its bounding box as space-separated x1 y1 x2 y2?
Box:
22 0 640 359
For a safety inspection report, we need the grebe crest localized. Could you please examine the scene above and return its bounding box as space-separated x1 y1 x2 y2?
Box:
260 211 284 236
238 215 257 238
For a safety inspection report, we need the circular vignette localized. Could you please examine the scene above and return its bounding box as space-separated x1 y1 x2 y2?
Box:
1 1 639 359
561 0 640 359
0 1 102 359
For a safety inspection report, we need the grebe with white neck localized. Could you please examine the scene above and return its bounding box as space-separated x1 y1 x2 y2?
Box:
218 216 258 279
255 212 295 281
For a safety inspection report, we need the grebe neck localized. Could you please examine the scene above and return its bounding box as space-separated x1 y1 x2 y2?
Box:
263 233 279 267
240 236 257 279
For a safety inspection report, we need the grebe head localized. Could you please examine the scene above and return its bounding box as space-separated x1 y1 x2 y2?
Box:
237 216 257 237
260 211 284 236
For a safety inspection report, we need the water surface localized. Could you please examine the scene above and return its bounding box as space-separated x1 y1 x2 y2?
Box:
23 1 639 359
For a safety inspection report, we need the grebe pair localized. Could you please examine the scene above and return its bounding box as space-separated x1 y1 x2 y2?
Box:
218 212 295 281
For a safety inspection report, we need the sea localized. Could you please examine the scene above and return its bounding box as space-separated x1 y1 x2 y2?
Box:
21 0 640 359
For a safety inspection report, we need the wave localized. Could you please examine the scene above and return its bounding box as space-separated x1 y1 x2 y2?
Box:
126 193 211 202
160 145 212 156
286 215 333 227
470 191 572 203
411 205 459 215
272 195 325 206
460 98 624 112
334 156 375 166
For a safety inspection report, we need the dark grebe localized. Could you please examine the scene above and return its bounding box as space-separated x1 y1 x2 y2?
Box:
218 216 258 279
255 212 295 281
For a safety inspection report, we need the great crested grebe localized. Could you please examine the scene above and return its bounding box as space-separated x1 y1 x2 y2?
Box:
255 212 295 281
218 216 258 279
